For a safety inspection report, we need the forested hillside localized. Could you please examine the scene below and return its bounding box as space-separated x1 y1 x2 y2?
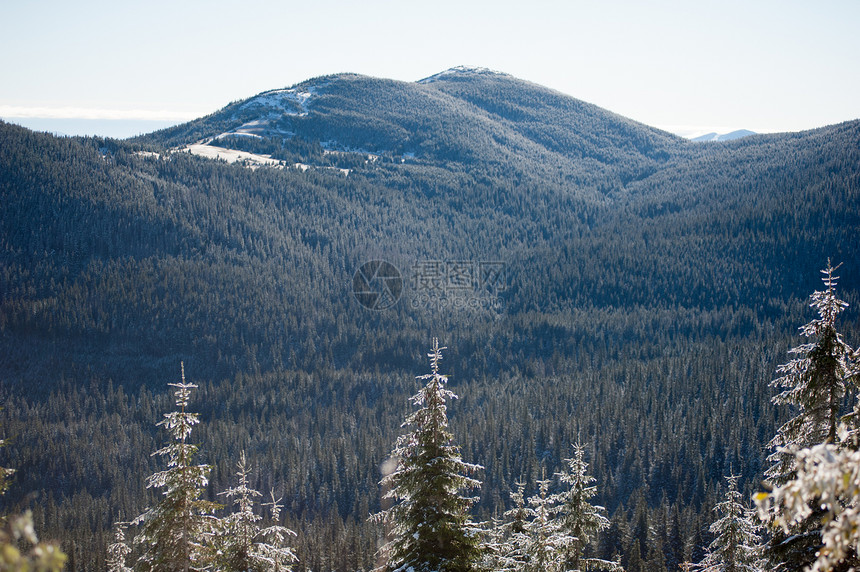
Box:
1 68 859 569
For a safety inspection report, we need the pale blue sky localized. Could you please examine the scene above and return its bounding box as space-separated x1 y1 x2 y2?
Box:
1 0 858 138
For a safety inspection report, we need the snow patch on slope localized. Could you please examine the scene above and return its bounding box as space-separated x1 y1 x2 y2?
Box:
418 66 509 84
177 143 351 176
203 83 326 141
240 85 322 117
691 129 756 142
180 144 283 168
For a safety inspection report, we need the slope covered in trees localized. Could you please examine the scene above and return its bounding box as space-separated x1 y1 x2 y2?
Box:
1 67 859 569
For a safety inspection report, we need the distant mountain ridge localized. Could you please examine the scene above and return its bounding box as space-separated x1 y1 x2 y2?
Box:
133 67 694 205
692 129 756 142
136 67 681 173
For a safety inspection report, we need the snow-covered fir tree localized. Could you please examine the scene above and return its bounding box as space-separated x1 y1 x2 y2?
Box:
209 451 297 572
133 363 220 572
696 474 763 572
107 522 133 572
757 427 860 572
520 478 571 572
763 263 859 570
767 262 857 484
552 444 618 572
481 482 530 571
373 339 483 572
257 490 298 572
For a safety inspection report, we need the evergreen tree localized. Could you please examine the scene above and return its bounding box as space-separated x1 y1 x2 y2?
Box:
521 478 571 572
757 432 860 572
767 262 857 484
696 474 763 572
133 363 219 572
482 482 530 571
764 263 859 570
209 451 298 572
107 522 133 572
373 339 483 572
551 444 617 571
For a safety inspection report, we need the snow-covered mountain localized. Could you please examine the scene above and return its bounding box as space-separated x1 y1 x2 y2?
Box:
692 129 756 142
135 67 685 187
417 65 510 83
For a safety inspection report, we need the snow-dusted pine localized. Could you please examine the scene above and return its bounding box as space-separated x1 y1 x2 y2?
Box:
133 363 220 572
696 474 763 572
757 430 860 572
373 339 483 572
552 444 618 572
520 478 572 572
763 263 859 569
767 262 857 485
107 522 133 572
481 482 530 571
209 451 297 572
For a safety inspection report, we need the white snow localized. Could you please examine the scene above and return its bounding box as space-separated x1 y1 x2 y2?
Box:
215 131 263 140
181 144 282 168
418 66 508 84
177 143 349 175
241 85 321 117
292 162 349 176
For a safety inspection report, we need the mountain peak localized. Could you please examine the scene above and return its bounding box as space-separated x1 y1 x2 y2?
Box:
134 67 684 169
241 84 324 118
692 129 756 142
417 66 509 84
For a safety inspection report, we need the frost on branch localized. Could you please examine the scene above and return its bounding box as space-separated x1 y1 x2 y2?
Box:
760 262 860 570
757 433 860 572
766 262 856 486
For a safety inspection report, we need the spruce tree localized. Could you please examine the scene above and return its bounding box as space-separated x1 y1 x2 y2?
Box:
767 262 857 484
696 474 763 572
482 482 530 571
764 263 858 570
133 363 219 572
107 522 133 572
757 434 860 572
521 478 570 572
552 444 617 571
209 451 297 572
374 339 483 572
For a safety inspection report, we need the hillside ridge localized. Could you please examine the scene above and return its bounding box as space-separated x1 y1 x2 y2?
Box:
1 70 859 570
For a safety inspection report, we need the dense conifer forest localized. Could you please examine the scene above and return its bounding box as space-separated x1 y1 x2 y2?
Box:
1 68 859 569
